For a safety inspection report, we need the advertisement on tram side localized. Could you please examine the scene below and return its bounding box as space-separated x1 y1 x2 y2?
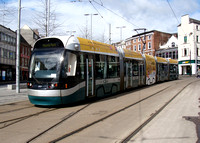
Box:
145 55 156 85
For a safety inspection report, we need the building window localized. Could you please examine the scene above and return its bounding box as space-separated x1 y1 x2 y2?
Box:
184 36 187 43
197 36 199 43
133 39 136 43
134 45 136 51
3 49 7 58
183 48 188 56
126 41 130 46
148 42 151 49
138 44 141 51
197 48 200 57
196 25 199 31
148 35 151 40
138 38 141 42
172 42 175 47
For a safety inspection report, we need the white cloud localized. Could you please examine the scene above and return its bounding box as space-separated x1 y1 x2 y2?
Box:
1 0 200 43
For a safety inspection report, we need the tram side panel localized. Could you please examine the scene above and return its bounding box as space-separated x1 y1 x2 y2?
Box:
155 57 169 82
168 59 179 80
60 52 86 104
144 55 156 85
169 64 179 80
124 59 141 89
95 54 120 97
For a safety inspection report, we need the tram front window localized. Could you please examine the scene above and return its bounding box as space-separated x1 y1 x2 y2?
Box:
29 50 64 79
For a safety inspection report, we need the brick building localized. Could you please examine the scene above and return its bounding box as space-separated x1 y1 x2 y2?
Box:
125 30 172 56
20 36 32 81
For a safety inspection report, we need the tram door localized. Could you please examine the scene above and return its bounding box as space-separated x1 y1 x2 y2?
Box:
126 61 132 88
86 56 94 97
139 64 144 86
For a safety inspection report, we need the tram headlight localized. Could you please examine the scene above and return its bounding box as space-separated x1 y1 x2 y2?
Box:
74 44 79 50
48 83 58 89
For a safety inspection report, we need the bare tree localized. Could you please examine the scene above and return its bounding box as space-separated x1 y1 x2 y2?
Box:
0 0 16 26
97 30 109 43
34 0 61 37
77 25 90 39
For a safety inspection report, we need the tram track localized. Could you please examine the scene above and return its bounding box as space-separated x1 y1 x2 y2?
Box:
0 105 34 114
0 78 195 143
45 85 173 143
120 80 196 143
0 108 58 129
46 80 197 143
26 104 91 143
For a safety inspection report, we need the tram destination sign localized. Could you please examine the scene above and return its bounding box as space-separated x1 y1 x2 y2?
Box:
34 38 64 49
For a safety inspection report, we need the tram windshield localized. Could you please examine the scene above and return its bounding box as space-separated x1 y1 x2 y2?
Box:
29 50 64 79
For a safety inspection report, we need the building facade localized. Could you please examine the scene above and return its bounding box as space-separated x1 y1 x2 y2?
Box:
20 36 32 81
21 25 40 48
178 14 200 75
0 25 16 82
126 30 172 56
155 35 178 60
0 25 33 83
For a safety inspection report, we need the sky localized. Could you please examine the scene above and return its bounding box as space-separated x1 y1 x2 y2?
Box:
1 0 200 43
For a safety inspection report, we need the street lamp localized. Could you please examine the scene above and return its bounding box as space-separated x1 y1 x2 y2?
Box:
116 26 126 42
84 13 98 40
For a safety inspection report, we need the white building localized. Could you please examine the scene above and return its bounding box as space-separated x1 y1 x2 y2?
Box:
178 14 200 75
155 35 178 59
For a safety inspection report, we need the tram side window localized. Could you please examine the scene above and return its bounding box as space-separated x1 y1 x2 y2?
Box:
132 61 138 76
170 64 176 73
108 56 119 78
62 52 77 77
163 64 168 74
95 54 107 79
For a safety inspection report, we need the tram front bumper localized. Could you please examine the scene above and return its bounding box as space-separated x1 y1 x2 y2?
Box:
28 89 62 106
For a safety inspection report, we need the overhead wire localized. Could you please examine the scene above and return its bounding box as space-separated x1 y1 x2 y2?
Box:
88 0 110 43
89 0 104 19
166 0 186 35
166 0 180 24
92 0 140 28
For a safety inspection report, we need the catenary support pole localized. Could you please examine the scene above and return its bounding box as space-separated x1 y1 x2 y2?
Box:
16 0 21 93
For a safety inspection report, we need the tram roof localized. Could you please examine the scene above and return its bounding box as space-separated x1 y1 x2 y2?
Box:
168 59 178 64
123 49 143 60
77 37 119 56
156 57 168 63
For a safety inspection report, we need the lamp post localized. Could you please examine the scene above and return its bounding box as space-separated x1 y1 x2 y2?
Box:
84 13 98 40
116 26 126 42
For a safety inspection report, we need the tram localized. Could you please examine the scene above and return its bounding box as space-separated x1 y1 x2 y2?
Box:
27 36 178 106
